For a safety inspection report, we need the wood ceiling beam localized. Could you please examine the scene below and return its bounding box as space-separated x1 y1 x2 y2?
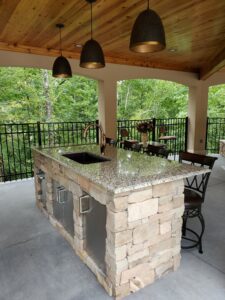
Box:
0 41 196 73
200 46 225 80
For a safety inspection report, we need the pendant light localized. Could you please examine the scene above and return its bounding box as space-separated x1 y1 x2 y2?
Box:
80 0 105 69
52 23 72 78
130 0 166 53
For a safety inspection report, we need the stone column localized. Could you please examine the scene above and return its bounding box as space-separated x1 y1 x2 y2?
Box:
187 81 209 154
98 79 117 140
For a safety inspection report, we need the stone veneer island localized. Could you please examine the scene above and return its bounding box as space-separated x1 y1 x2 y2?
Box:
33 145 207 299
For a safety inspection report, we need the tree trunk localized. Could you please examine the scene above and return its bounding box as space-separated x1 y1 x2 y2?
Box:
42 69 52 121
125 84 130 110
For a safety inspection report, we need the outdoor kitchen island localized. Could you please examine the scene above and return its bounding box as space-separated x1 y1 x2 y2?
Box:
33 145 207 299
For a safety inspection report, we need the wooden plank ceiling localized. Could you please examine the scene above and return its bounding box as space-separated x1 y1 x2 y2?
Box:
0 0 225 79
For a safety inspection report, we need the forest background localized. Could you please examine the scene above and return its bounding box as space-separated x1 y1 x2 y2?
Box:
0 67 224 123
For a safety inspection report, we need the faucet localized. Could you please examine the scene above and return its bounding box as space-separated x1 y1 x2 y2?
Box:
83 123 106 155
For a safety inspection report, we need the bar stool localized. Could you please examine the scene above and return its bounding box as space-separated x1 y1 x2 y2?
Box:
159 135 176 159
179 151 217 253
146 144 170 158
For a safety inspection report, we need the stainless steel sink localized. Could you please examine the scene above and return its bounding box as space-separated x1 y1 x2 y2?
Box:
62 152 110 164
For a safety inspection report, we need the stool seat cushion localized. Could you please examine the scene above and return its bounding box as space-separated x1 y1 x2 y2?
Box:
184 188 203 209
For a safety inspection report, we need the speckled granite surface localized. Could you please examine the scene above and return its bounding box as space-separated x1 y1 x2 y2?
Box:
33 145 209 193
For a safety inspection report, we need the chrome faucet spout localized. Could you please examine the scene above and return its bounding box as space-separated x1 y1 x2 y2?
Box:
83 123 106 155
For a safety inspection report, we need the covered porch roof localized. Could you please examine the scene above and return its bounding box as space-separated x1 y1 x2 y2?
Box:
0 1 225 154
0 0 225 80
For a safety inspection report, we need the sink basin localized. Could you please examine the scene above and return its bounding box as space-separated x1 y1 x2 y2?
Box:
62 152 111 165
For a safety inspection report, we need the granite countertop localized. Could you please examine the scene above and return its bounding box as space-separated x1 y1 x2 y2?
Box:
33 145 209 194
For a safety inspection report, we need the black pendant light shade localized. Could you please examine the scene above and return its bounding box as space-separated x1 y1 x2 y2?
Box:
80 39 105 68
52 23 72 78
130 4 166 53
80 0 105 69
52 55 72 78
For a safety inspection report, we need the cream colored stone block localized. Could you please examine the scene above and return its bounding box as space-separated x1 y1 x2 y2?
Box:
133 223 159 245
114 283 130 299
75 225 86 239
172 218 182 234
89 182 112 205
109 196 128 212
173 194 184 208
160 221 171 235
149 249 172 269
106 255 128 275
121 263 155 285
128 248 149 265
128 204 141 222
158 201 174 213
153 180 184 197
74 236 86 253
106 266 121 286
128 188 153 203
149 238 173 257
129 256 150 269
128 198 158 222
108 229 132 247
127 241 150 256
159 195 173 206
148 232 171 247
173 253 181 271
106 209 128 232
65 168 79 182
159 211 173 223
128 220 142 229
77 176 91 193
142 218 149 224
68 181 83 197
141 198 158 218
155 259 173 278
172 245 181 256
173 206 185 218
106 243 127 261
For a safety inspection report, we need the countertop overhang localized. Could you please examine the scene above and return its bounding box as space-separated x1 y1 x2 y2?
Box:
33 145 209 194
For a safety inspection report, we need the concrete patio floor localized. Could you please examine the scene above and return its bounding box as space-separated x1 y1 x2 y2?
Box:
0 155 225 300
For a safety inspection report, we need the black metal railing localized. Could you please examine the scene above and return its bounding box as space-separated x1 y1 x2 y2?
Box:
0 121 97 182
117 117 188 155
0 118 188 182
206 117 225 153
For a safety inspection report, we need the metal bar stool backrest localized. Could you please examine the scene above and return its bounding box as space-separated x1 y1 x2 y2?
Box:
179 151 217 253
124 140 133 150
179 151 217 201
132 143 142 152
106 137 117 147
120 128 129 139
123 141 141 152
147 144 169 158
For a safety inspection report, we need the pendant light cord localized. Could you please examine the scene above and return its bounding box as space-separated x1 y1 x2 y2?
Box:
90 2 93 39
59 27 62 56
147 0 150 9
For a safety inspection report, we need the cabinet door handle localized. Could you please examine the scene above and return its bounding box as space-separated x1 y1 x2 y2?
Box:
56 186 67 204
79 195 93 214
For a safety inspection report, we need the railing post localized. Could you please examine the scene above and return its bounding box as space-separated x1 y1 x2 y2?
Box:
205 117 209 152
95 120 99 144
152 118 156 141
37 121 42 147
185 117 188 151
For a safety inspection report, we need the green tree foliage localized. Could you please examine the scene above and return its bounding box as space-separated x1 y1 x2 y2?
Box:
0 67 224 124
0 67 98 123
117 79 188 119
208 84 225 117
